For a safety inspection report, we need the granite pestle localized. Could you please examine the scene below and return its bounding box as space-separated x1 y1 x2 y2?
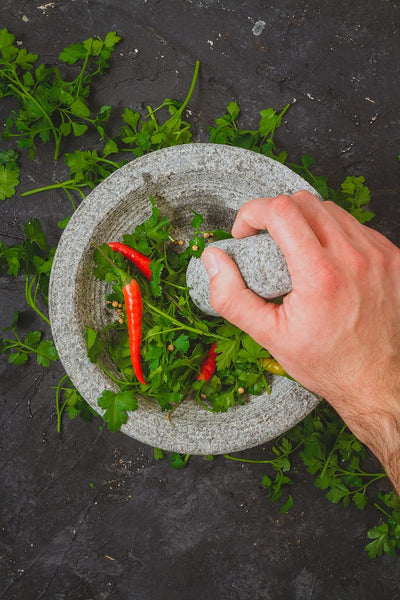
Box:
186 232 292 317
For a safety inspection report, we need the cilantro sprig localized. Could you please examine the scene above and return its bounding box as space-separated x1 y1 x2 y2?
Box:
0 310 58 366
0 28 120 159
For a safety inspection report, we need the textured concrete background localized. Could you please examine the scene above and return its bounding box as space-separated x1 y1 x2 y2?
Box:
1 1 400 599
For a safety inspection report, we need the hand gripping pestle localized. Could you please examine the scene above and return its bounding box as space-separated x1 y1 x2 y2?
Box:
186 232 292 317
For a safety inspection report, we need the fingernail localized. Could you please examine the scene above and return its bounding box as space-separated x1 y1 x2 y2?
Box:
202 250 219 279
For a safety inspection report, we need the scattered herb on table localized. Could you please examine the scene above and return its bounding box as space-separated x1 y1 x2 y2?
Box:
0 28 120 159
0 149 20 201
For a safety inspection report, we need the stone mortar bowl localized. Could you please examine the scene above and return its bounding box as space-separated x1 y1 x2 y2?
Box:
49 144 320 455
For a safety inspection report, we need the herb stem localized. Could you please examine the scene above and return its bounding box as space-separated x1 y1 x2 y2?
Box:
55 373 69 433
97 360 130 386
177 60 200 115
373 502 391 518
142 298 224 339
143 326 185 341
320 423 347 480
5 75 60 159
74 44 91 98
25 275 51 325
21 179 80 197
224 455 275 465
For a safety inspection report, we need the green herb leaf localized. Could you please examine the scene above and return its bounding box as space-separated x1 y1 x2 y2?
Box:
87 327 106 363
24 330 42 347
174 334 190 352
98 389 138 432
153 447 165 461
24 219 47 251
170 453 190 469
280 493 294 514
59 42 87 64
353 492 368 511
0 164 20 200
36 339 58 367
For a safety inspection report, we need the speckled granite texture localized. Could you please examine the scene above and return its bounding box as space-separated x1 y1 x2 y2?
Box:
187 232 292 316
49 144 319 454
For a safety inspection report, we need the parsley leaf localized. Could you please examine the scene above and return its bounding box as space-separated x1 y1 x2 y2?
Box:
98 389 138 432
0 149 20 200
23 219 47 251
170 453 190 469
86 327 106 363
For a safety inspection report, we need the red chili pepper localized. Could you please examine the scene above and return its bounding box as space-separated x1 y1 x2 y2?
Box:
108 242 152 281
95 246 146 385
123 278 146 385
197 342 217 381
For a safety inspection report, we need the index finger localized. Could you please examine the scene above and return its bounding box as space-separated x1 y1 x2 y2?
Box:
232 195 323 278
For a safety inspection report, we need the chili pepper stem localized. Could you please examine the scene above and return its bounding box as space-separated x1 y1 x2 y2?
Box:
93 244 131 287
108 242 152 280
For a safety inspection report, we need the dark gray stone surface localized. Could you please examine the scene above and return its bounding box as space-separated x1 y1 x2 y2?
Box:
1 1 400 599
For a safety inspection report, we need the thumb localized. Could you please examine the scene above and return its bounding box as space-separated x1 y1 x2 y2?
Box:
201 247 281 348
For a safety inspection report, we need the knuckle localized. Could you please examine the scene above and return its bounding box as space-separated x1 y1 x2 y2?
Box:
313 257 342 292
292 190 317 202
349 248 369 277
269 194 293 218
323 200 339 211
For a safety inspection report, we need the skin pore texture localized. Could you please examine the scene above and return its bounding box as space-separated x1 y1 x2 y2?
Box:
202 191 400 493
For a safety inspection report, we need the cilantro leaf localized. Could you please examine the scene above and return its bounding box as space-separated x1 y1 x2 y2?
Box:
169 453 190 469
237 334 269 363
86 327 106 363
1 31 119 160
36 339 58 367
353 492 368 511
0 164 20 200
365 524 393 559
174 334 190 352
0 28 16 56
215 324 241 370
98 389 138 432
149 259 163 297
70 97 90 118
190 209 204 230
23 219 47 251
58 42 87 64
104 31 122 48
15 48 38 70
24 330 42 347
153 447 165 461
280 493 294 514
64 386 96 422
9 352 29 365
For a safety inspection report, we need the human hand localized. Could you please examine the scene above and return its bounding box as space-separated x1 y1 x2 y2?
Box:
202 191 400 488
